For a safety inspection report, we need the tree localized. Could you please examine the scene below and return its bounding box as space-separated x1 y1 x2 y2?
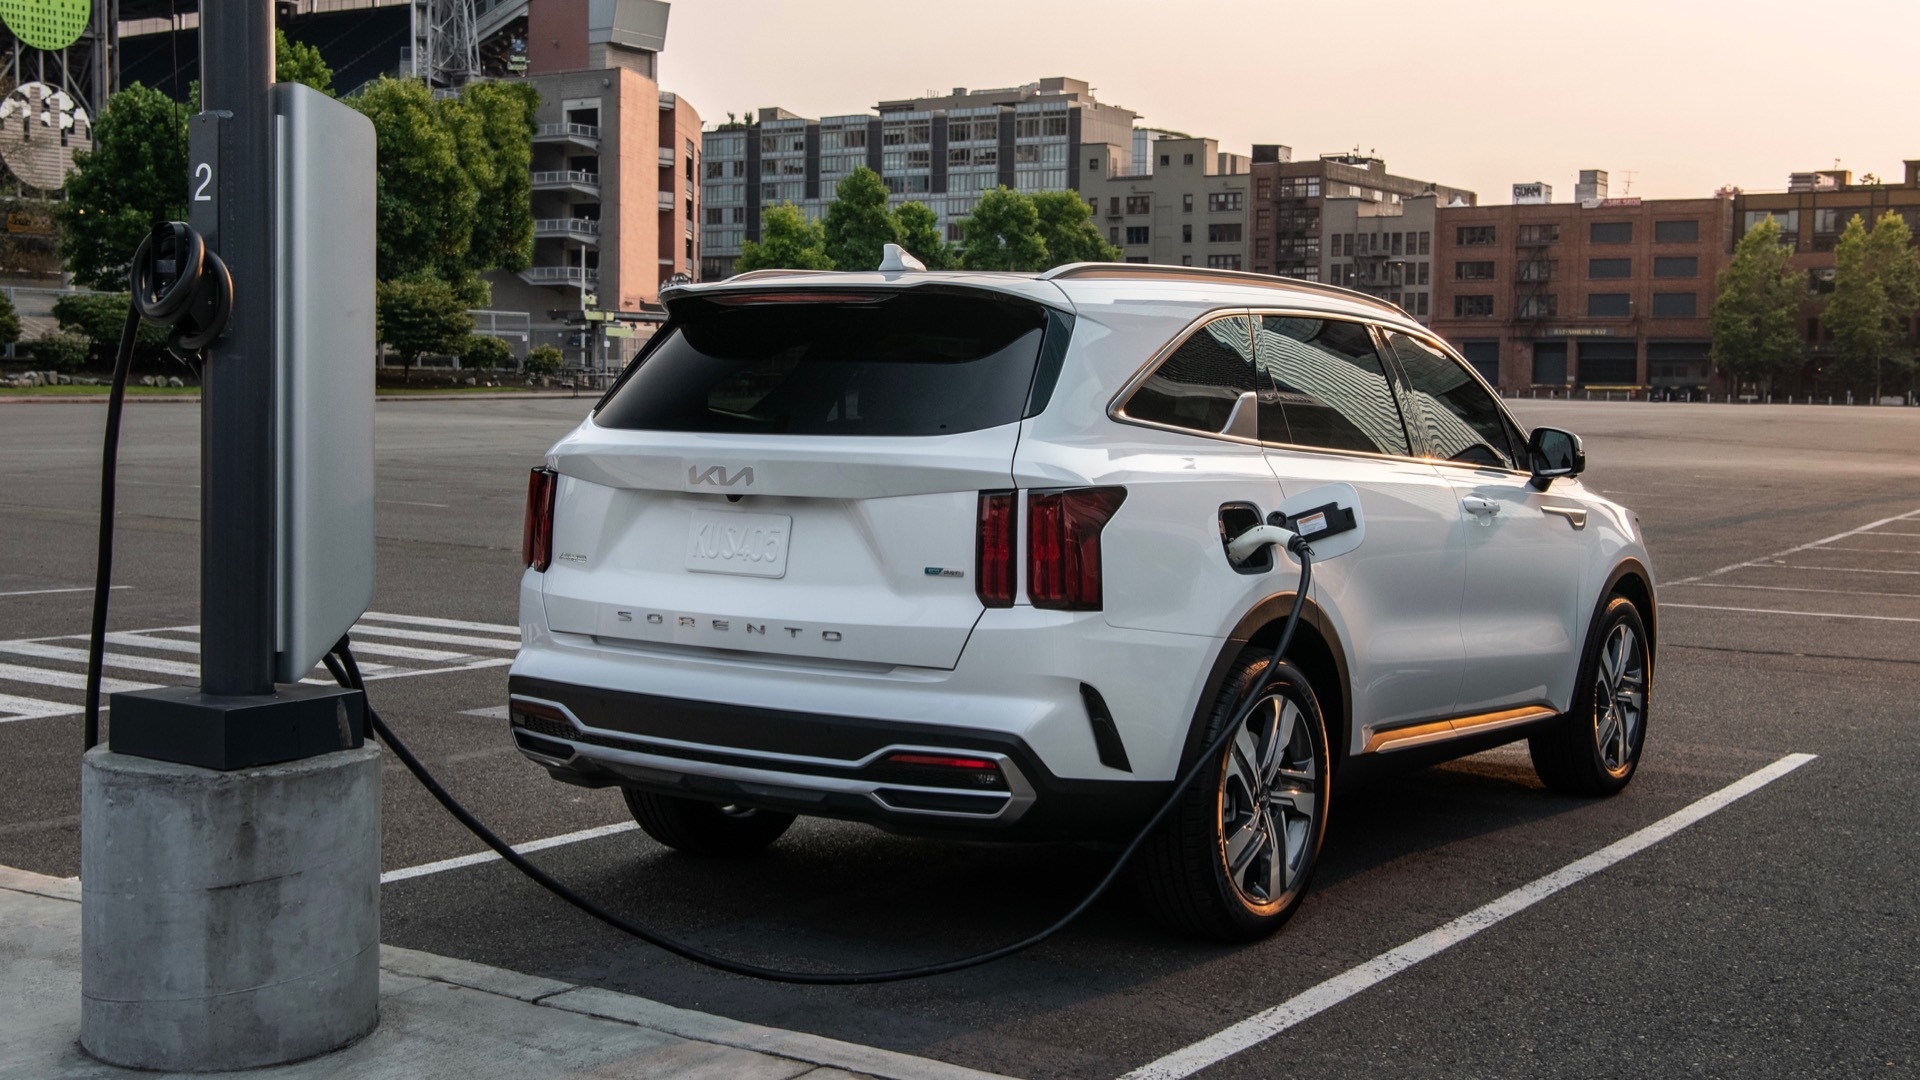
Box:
377 276 472 381
823 167 896 272
0 291 20 347
55 84 189 289
1826 211 1920 400
958 187 1047 272
461 334 513 370
737 203 832 271
525 344 565 375
53 292 169 358
1033 190 1120 266
892 201 956 270
276 29 334 95
31 331 90 373
449 80 539 276
351 78 477 285
1710 217 1803 391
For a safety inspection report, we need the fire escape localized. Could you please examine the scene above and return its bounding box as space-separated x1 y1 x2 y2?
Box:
1513 225 1556 334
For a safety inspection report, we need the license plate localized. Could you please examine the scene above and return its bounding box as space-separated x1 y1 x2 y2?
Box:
685 509 791 578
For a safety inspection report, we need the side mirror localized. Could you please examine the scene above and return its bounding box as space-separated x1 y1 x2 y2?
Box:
1527 427 1584 490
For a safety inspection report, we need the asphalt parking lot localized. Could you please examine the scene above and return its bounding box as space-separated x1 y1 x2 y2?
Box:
2 396 1916 1078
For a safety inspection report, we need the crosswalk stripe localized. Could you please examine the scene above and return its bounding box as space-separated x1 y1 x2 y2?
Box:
0 641 200 678
362 611 519 635
0 693 75 722
99 631 201 654
0 662 155 694
348 624 521 651
335 640 470 663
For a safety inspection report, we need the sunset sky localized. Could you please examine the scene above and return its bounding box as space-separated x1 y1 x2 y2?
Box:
661 0 1918 202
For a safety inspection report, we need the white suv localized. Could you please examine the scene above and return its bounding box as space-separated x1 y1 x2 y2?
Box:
508 263 1655 939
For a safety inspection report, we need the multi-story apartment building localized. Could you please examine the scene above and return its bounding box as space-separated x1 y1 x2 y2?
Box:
700 77 1137 279
1079 137 1257 269
1732 162 1920 358
1248 150 1474 327
1428 183 1733 391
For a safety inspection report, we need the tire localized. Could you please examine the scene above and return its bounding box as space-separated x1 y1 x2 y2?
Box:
622 789 796 856
1136 650 1331 941
1529 595 1651 797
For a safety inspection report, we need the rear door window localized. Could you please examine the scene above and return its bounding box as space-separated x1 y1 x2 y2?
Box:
1384 330 1524 469
1252 315 1410 456
1120 315 1256 436
594 290 1050 436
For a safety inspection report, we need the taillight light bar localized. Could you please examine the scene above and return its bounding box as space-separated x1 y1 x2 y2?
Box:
522 466 558 571
1028 487 1127 611
976 490 1016 608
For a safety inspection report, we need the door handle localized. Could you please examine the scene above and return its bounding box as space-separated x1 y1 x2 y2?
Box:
1461 496 1501 524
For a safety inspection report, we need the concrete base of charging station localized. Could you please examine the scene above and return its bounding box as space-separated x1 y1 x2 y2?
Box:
80 744 382 1071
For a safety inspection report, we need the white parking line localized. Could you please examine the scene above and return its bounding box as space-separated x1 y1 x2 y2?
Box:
1666 582 1920 599
1758 565 1920 576
0 586 131 598
460 705 511 719
0 661 153 694
0 641 200 678
363 611 520 635
1663 603 1920 624
1122 753 1818 1080
380 821 639 884
1805 546 1920 555
350 624 522 651
1667 507 1920 585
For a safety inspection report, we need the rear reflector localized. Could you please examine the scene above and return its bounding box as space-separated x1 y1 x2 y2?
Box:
886 752 999 770
522 466 558 571
1028 487 1127 611
976 490 1016 608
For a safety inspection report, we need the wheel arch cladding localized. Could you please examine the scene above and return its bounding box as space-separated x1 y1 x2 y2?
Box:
1602 559 1657 663
1183 594 1350 776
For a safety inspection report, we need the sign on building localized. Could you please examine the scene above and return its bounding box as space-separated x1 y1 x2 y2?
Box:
1512 182 1552 205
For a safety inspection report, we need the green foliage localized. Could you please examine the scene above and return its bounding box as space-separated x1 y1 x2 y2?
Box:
958 187 1048 272
276 30 334 95
377 277 472 378
55 84 189 289
1710 217 1804 389
525 344 565 375
1825 211 1920 398
52 292 169 354
460 333 513 370
0 291 20 346
452 80 539 275
823 167 897 272
31 331 90 372
737 203 833 271
892 201 956 270
1032 190 1120 266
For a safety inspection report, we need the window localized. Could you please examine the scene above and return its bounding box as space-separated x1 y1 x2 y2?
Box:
1459 340 1500 384
1516 294 1558 318
1589 258 1632 279
706 161 725 179
1015 144 1041 164
1416 292 1430 316
1454 295 1494 317
1455 261 1495 281
704 207 723 225
1254 208 1272 231
1417 262 1430 285
1208 223 1243 243
1045 115 1068 137
1183 193 1194 213
1182 255 1193 266
1121 316 1255 436
1208 192 1243 212
1182 224 1192 243
1125 256 1150 263
1206 254 1244 270
1457 226 1496 246
1418 231 1431 255
1253 237 1270 258
1651 292 1697 317
1392 232 1404 256
1125 226 1150 245
1518 223 1560 244
1126 195 1151 215
1653 256 1698 278
1590 221 1633 244
1654 219 1700 243
1159 153 1170 167
1517 259 1557 281
1109 227 1119 244
1588 293 1631 317
1387 332 1522 469
1253 316 1409 456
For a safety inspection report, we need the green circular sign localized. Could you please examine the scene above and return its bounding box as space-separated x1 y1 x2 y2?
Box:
0 0 91 52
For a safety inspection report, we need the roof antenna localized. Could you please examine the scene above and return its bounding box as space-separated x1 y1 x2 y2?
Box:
878 243 925 273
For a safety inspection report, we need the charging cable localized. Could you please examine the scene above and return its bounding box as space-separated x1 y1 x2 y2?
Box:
83 222 234 750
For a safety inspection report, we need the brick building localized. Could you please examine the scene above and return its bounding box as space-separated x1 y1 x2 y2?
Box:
1080 136 1255 269
1428 191 1733 391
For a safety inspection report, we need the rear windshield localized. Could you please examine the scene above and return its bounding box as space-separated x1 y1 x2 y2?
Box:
594 290 1049 436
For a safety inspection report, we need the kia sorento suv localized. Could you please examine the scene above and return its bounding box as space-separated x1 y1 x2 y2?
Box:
507 262 1655 939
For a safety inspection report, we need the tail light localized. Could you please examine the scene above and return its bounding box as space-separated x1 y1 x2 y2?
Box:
976 490 1016 607
522 466 558 571
1028 487 1127 610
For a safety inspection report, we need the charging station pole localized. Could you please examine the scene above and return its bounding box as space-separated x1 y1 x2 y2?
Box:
78 1 381 1068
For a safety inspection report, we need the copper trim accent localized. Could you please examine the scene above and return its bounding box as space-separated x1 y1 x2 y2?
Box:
1541 505 1589 529
1363 705 1559 754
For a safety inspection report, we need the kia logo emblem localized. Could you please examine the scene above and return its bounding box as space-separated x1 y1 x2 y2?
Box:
687 465 754 488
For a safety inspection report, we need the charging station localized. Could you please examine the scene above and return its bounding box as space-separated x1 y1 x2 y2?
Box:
78 2 381 1068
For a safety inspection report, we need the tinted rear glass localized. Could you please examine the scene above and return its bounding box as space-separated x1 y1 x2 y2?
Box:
595 291 1048 436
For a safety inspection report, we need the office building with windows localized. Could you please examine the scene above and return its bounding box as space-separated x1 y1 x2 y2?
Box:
1248 151 1474 324
1427 187 1732 391
700 77 1137 279
1079 136 1258 269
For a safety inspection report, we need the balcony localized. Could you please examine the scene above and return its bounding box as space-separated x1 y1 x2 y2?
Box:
531 169 600 197
533 218 601 243
518 265 600 287
657 191 675 211
657 146 676 169
534 123 599 151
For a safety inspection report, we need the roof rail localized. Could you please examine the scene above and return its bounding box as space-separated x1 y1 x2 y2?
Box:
719 268 838 283
1039 262 1406 317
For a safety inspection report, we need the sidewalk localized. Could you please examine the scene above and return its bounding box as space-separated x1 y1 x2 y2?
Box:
0 865 1012 1080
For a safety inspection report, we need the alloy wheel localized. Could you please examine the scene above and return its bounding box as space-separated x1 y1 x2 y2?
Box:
1218 691 1320 907
1593 622 1647 776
